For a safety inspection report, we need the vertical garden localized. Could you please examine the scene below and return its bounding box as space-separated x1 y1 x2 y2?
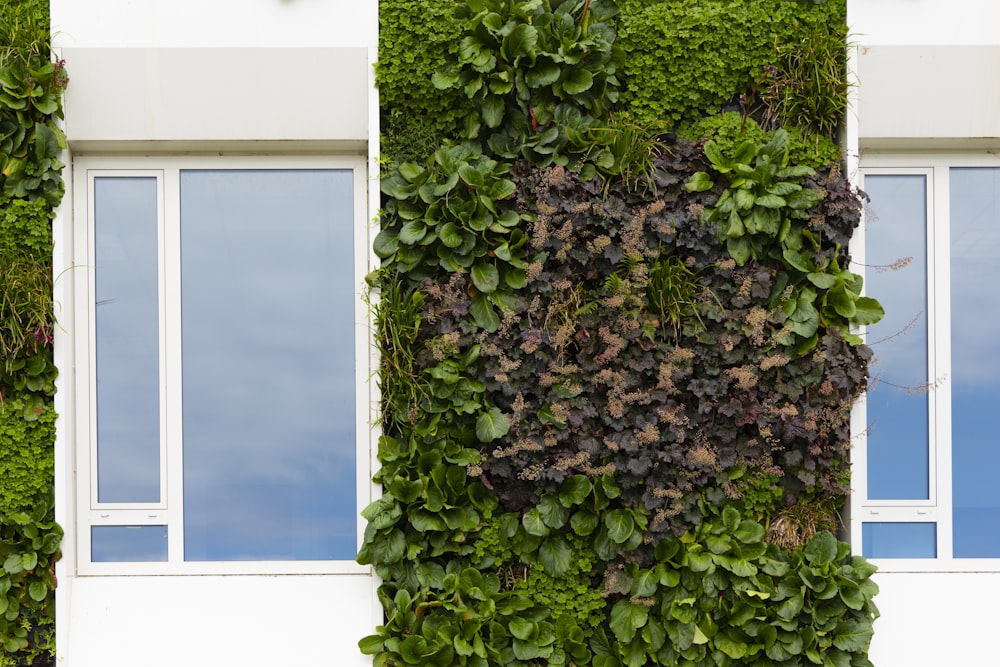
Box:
361 0 881 665
0 0 65 665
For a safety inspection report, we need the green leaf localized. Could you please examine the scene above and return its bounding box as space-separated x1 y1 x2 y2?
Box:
804 531 838 566
562 69 594 95
604 510 635 544
632 568 659 597
398 220 428 245
715 632 749 659
481 96 505 129
502 24 539 60
609 600 649 643
470 293 501 331
372 229 399 258
559 476 593 506
685 171 713 193
755 193 786 209
525 61 561 87
476 406 510 442
538 536 573 576
523 508 550 537
438 222 465 248
852 296 885 326
807 272 838 289
28 581 48 602
471 262 500 293
570 510 599 536
432 69 460 90
832 620 874 652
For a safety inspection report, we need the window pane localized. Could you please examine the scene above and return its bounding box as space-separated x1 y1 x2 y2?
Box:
94 177 161 503
951 168 1000 557
864 175 930 500
180 170 357 561
862 522 936 558
92 525 168 562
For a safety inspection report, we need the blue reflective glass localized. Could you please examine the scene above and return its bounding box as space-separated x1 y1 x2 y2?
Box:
951 168 1000 557
180 170 357 561
862 522 936 558
94 177 161 503
864 175 929 500
92 525 168 562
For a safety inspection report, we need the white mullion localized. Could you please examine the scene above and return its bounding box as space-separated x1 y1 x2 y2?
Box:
931 162 954 559
76 165 97 569
163 166 185 566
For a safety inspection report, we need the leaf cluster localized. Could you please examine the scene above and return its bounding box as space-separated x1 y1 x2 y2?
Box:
432 0 623 165
678 112 840 171
600 507 878 667
687 130 883 355
375 143 527 331
0 493 61 659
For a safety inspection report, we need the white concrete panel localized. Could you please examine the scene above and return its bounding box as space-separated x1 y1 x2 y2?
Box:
60 48 369 146
868 571 1000 666
51 0 376 50
849 0 1000 46
61 574 377 667
857 46 1000 145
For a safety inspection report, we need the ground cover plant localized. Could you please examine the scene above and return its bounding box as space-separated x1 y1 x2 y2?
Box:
364 0 879 665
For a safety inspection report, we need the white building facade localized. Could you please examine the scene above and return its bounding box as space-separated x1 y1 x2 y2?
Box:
49 2 380 665
46 0 1000 665
848 1 1000 665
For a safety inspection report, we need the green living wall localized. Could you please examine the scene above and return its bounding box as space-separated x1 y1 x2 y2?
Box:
0 0 66 665
363 0 880 666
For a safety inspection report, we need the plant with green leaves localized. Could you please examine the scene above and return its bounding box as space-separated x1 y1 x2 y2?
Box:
0 493 61 658
375 142 528 331
432 0 622 164
687 129 883 354
599 506 879 667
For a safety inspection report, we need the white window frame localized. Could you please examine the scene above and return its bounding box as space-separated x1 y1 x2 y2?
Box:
853 151 1000 572
71 155 374 576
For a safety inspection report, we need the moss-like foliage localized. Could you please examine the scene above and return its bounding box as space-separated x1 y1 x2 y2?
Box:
377 0 466 165
615 0 845 129
0 403 55 517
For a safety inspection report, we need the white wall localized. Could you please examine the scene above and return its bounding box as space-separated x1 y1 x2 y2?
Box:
50 0 377 49
849 0 1000 147
848 3 1000 666
50 1 380 666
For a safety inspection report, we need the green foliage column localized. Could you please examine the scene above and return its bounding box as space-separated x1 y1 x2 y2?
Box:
0 0 67 664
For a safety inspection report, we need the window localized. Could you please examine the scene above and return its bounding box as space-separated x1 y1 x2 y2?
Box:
73 156 372 574
855 155 1000 569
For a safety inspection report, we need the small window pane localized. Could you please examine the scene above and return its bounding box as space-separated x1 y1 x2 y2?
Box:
864 175 930 500
94 177 161 503
951 168 1000 557
180 170 357 561
862 522 936 558
92 525 168 562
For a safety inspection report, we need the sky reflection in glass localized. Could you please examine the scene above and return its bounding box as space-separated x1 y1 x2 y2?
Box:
864 175 930 500
94 177 161 503
180 170 357 561
92 525 168 562
862 522 936 559
951 168 1000 557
